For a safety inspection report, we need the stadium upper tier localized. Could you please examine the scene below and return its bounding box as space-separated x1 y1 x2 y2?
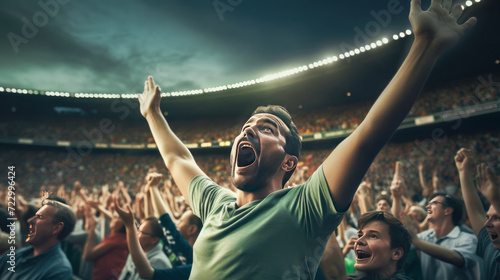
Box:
1 73 499 149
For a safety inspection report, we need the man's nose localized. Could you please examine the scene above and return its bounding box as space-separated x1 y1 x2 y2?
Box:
243 126 256 138
355 236 365 246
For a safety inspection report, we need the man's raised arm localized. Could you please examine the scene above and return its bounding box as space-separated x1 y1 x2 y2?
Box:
139 76 204 204
322 0 476 212
455 148 485 236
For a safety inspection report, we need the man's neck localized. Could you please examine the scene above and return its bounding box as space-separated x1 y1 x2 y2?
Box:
33 240 59 257
235 185 281 207
431 218 455 239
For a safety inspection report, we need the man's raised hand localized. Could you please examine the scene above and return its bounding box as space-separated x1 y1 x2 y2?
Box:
146 172 163 188
454 148 474 174
138 76 162 119
477 163 500 205
114 195 135 229
409 0 476 55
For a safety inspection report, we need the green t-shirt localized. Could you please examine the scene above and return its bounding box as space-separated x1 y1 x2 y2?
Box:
188 165 344 279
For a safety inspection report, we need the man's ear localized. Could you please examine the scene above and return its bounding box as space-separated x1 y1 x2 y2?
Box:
444 207 453 216
187 224 198 236
52 222 64 237
282 155 298 172
391 247 404 262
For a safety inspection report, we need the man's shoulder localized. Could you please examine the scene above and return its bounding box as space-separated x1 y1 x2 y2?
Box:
417 228 435 239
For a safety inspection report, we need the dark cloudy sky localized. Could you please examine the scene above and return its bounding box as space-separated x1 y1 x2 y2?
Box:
0 0 483 94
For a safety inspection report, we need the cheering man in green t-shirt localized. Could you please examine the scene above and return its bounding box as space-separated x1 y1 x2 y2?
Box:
138 0 476 278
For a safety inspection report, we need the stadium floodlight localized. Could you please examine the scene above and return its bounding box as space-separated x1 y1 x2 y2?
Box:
405 29 412 35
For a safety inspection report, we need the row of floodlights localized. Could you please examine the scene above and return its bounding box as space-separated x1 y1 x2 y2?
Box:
0 0 481 99
0 30 409 99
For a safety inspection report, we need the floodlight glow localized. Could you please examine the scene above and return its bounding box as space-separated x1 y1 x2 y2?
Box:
0 87 4 92
365 45 371 50
475 0 480 2
332 56 338 61
360 47 365 52
376 40 382 46
393 34 399 40
382 38 389 44
370 43 376 48
349 50 355 56
465 0 472 6
399 32 405 38
354 49 360 54
12 89 17 93
339 54 345 59
405 29 412 35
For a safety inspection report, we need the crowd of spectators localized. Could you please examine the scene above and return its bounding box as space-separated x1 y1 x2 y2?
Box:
1 129 498 201
1 126 499 279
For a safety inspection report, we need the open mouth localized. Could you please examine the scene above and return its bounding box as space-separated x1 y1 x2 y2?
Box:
237 143 256 167
356 250 371 260
489 232 499 242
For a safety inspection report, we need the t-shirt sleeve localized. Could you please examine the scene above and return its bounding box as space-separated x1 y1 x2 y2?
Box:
453 231 478 268
188 174 236 222
149 255 172 270
285 165 344 237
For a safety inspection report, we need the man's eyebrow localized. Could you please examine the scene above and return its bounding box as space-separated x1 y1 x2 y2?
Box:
358 229 381 235
244 116 280 130
261 118 279 129
365 230 381 235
